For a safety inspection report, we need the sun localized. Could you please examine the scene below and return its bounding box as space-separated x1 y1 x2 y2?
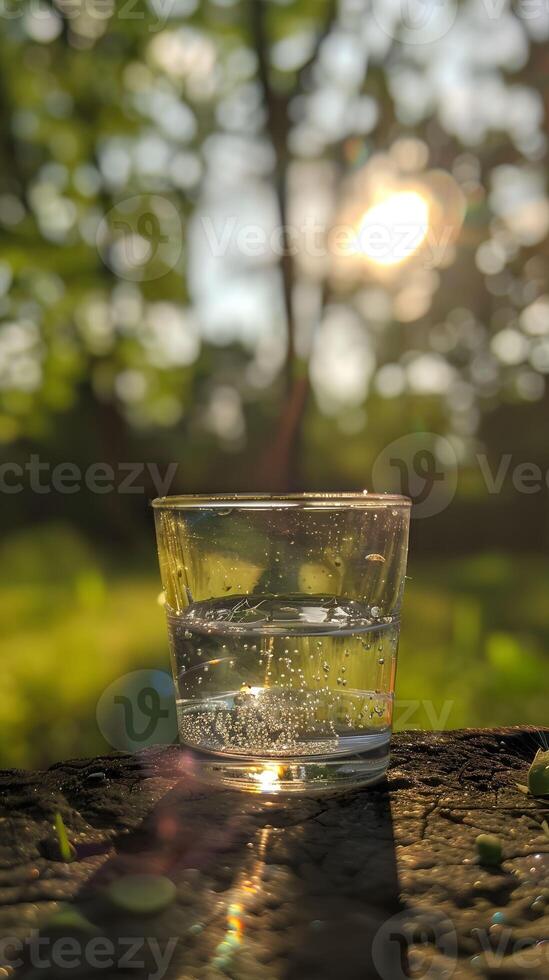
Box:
352 190 430 267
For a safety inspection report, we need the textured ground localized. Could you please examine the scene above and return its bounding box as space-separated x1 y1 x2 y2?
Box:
0 729 548 979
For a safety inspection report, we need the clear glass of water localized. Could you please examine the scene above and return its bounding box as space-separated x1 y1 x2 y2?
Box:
153 493 411 793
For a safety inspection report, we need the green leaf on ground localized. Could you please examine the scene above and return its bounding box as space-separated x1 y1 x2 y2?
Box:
54 812 76 863
106 874 176 916
527 750 549 797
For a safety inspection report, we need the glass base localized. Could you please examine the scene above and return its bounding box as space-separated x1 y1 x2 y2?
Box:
182 732 391 795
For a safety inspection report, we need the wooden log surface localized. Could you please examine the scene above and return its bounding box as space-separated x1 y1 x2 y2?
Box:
0 729 548 979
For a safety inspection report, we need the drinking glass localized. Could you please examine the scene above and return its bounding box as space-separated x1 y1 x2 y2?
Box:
153 493 411 793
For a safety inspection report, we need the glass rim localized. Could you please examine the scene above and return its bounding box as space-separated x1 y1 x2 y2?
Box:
152 492 412 510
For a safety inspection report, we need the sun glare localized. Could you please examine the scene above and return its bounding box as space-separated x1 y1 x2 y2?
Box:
353 190 430 267
254 765 282 793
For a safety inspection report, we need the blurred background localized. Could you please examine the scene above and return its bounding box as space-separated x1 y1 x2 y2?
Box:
1 0 548 769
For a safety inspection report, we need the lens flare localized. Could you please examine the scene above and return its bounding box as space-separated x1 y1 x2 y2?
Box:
352 191 430 267
209 827 272 972
254 765 282 793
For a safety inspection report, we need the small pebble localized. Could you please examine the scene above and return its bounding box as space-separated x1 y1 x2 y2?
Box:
211 955 230 972
476 834 502 868
216 941 235 956
86 771 106 785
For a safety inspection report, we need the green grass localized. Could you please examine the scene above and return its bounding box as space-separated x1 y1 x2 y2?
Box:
0 525 547 769
398 552 549 732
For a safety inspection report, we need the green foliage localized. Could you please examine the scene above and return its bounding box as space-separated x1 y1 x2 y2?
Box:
0 0 546 460
53 812 76 862
528 750 549 798
0 523 98 584
46 906 98 936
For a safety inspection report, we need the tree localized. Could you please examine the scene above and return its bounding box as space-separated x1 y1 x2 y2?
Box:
1 0 548 495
